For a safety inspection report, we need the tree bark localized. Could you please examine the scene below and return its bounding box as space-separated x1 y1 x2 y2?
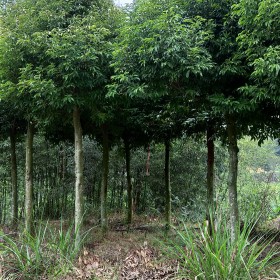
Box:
100 124 109 234
25 121 34 234
206 126 215 234
60 143 67 214
10 123 18 227
73 106 84 247
124 137 133 224
134 169 141 214
226 115 239 242
164 139 171 230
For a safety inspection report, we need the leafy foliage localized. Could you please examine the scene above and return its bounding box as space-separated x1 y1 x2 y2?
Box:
111 0 212 97
235 0 280 108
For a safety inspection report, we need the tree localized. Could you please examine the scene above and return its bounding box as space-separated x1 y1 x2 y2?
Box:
100 123 110 233
112 0 212 229
0 0 44 233
34 4 116 244
180 0 252 241
0 0 117 241
0 100 26 227
235 0 280 135
118 101 150 225
224 0 280 237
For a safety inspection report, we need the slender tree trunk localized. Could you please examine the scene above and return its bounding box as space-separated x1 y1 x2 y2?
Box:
226 115 239 242
124 137 133 225
119 171 124 210
59 143 66 214
0 187 2 223
206 126 215 234
110 184 116 209
100 124 109 234
2 185 7 223
73 106 84 247
90 176 96 206
62 145 68 214
25 121 34 234
134 170 141 214
10 124 18 227
164 139 171 230
146 145 150 176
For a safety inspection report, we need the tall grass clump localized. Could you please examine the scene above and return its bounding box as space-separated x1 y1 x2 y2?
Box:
166 215 280 279
0 220 90 279
49 219 90 262
0 222 54 279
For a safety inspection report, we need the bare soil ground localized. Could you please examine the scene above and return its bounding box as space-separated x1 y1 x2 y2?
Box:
63 216 179 279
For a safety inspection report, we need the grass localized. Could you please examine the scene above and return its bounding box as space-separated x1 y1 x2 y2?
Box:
0 220 91 279
0 215 166 279
0 214 279 279
164 216 280 280
0 223 52 278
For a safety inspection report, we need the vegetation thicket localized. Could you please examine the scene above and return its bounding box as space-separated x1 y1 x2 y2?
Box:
0 0 279 279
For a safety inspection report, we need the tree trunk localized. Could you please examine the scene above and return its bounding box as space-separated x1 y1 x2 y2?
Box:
226 115 239 242
164 139 171 230
73 106 84 247
124 137 133 225
100 124 109 234
25 121 34 234
118 170 124 210
134 169 141 214
10 123 18 227
206 126 215 234
1 185 7 223
59 143 66 214
146 145 150 176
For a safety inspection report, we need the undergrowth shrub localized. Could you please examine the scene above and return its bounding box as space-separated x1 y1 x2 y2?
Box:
0 223 52 279
165 216 280 279
0 221 90 279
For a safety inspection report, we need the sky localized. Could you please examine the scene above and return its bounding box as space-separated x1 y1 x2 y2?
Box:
115 0 133 6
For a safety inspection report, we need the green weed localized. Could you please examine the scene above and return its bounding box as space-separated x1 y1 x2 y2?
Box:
0 220 91 279
165 216 280 279
0 222 53 279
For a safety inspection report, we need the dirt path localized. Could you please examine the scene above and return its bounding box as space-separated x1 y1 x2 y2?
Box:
63 226 178 280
